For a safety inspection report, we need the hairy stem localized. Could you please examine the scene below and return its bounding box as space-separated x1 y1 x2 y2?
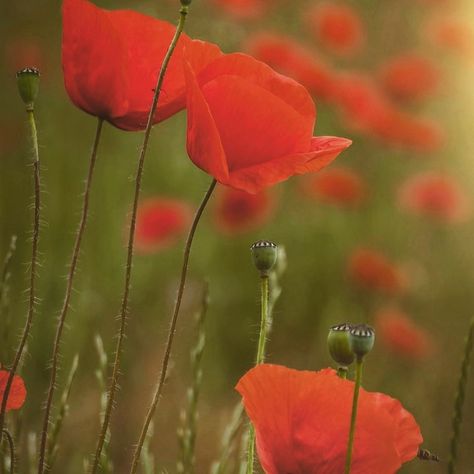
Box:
90 8 189 473
129 178 216 474
0 109 41 437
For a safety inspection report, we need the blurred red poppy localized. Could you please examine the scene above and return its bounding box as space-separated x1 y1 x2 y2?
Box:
134 198 192 253
4 38 45 75
301 166 366 207
376 307 434 360
378 53 440 102
211 0 272 20
214 186 275 234
62 0 221 130
0 371 26 411
398 172 470 223
184 51 351 193
426 16 474 59
348 248 406 294
245 33 337 100
306 2 366 57
236 364 422 474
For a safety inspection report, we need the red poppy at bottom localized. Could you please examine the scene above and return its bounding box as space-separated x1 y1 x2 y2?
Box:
237 364 422 474
0 370 27 411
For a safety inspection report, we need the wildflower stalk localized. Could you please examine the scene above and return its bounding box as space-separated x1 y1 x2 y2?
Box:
0 96 41 438
447 316 474 474
38 117 104 474
344 357 363 474
129 177 217 474
2 430 15 474
90 6 190 473
177 283 210 474
140 421 154 474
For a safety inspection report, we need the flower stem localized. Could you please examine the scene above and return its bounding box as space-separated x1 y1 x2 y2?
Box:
337 366 349 379
89 7 189 473
344 357 363 474
129 178 217 474
2 430 15 474
246 275 270 474
37 117 103 474
448 317 474 474
0 108 41 438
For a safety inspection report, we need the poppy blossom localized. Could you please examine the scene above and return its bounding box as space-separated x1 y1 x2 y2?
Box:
236 364 422 474
134 198 192 253
306 2 366 57
398 172 470 223
375 307 434 360
211 0 273 20
301 166 366 207
213 186 275 234
4 38 45 75
0 371 27 411
245 33 337 100
378 53 441 102
62 0 221 130
184 51 352 194
348 248 406 294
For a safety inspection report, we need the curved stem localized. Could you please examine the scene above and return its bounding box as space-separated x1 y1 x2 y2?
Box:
0 109 41 436
90 9 189 473
2 429 15 474
344 357 363 474
448 317 474 474
129 178 216 474
37 118 103 474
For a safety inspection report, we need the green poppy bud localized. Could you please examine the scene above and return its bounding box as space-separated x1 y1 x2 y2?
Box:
16 67 40 111
251 240 278 276
328 323 355 366
349 324 375 359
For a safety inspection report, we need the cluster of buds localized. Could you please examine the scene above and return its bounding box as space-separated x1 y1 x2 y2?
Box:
328 322 375 366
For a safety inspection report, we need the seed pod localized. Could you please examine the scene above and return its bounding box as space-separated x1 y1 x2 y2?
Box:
251 240 278 276
349 324 375 359
328 323 355 366
17 67 40 111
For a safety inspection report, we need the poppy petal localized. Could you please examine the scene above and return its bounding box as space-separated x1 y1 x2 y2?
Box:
0 371 26 411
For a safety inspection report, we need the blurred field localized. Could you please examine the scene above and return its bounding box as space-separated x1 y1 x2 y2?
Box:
2 0 474 472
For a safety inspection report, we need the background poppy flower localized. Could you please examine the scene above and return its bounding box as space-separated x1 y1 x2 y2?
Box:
236 364 422 474
0 371 26 411
306 2 366 57
301 166 366 207
213 186 276 234
184 51 351 193
211 0 273 20
348 248 406 294
398 172 470 223
62 0 221 130
134 198 192 253
375 307 434 360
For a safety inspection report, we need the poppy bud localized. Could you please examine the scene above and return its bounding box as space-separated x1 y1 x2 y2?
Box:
349 324 375 359
16 67 40 111
328 323 355 366
251 240 278 276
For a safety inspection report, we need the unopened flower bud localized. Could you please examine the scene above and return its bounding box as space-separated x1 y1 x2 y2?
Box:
349 324 375 359
328 323 355 366
251 240 278 276
16 67 40 111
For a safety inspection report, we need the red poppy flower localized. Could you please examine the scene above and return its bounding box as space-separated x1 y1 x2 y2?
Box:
306 2 366 57
236 364 422 474
213 186 275 234
348 248 406 294
375 307 434 360
245 33 337 100
211 0 273 20
378 53 440 102
0 371 26 411
398 172 470 223
184 51 351 194
4 38 45 74
62 0 221 130
301 166 366 207
134 198 192 253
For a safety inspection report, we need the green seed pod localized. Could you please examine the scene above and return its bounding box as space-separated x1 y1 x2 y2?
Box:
251 240 278 276
16 67 40 110
349 324 375 359
328 323 355 366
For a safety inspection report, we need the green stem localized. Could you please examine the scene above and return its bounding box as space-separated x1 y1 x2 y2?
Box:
337 366 349 379
447 317 474 474
90 7 189 474
344 357 363 474
38 117 103 474
129 178 216 474
0 109 41 438
2 430 15 474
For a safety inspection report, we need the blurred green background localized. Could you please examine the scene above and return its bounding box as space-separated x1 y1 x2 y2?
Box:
2 0 474 472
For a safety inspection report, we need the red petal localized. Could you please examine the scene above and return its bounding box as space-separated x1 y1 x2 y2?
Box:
0 371 26 411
